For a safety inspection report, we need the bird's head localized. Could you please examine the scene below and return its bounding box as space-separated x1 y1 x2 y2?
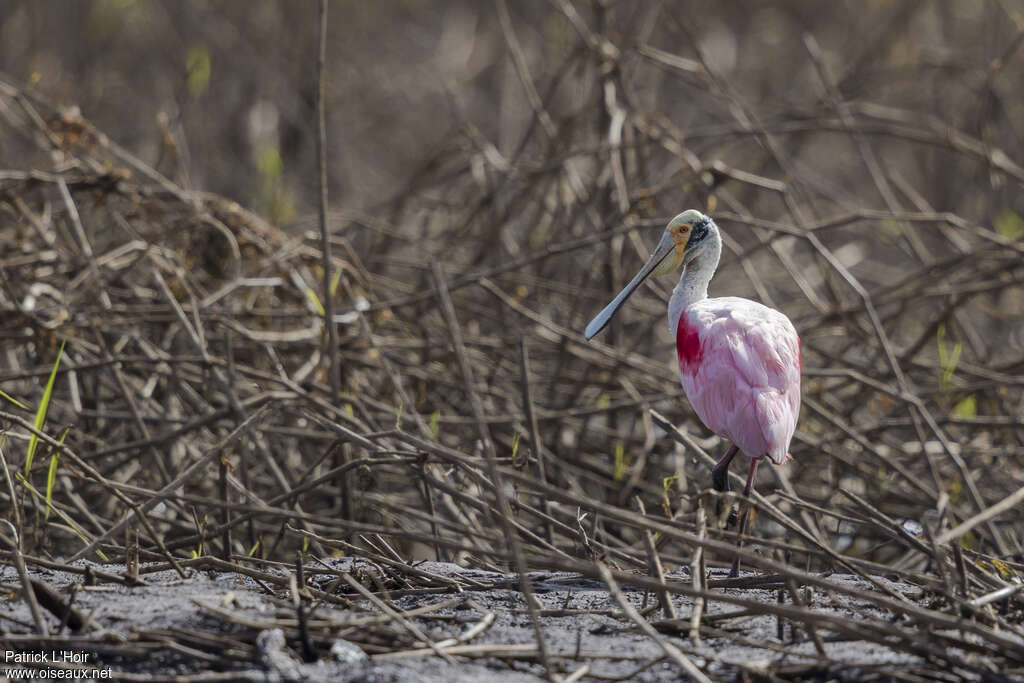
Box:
651 209 715 276
584 209 716 339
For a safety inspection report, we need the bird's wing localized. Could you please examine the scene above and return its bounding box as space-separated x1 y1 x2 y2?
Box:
679 298 800 463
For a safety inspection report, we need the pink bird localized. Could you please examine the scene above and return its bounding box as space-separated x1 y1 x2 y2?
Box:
585 210 801 574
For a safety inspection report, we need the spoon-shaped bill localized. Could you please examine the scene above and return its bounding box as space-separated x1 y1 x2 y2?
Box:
584 233 676 339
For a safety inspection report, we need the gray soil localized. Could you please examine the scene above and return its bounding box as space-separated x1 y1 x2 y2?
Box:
1 559 933 682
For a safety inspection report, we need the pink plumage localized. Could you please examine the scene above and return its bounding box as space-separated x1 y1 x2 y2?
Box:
676 297 800 466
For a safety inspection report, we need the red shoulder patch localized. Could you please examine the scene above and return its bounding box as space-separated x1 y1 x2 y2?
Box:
676 314 703 373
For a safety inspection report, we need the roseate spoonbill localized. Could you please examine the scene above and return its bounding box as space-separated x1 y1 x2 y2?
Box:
585 210 800 574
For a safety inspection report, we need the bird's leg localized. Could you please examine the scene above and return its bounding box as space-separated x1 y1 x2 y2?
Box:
712 444 738 521
711 445 737 492
729 457 761 578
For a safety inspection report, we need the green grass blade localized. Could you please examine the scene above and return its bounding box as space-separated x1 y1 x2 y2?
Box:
25 341 64 477
329 265 343 297
44 426 72 521
0 388 29 410
306 287 325 316
17 471 108 561
613 441 628 481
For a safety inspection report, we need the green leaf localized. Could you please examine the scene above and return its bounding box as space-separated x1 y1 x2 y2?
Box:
952 395 977 419
936 324 962 391
257 145 283 180
942 341 962 389
994 210 1024 241
936 324 947 368
44 426 72 521
429 410 441 439
17 470 108 561
879 218 903 241
511 433 521 459
990 558 1014 579
330 266 343 297
186 44 211 97
25 341 64 477
662 473 678 493
248 540 261 558
44 455 59 520
948 478 964 505
305 287 325 316
395 403 404 430
613 441 628 481
0 388 28 410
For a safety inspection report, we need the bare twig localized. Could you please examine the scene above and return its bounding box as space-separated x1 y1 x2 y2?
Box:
315 0 341 402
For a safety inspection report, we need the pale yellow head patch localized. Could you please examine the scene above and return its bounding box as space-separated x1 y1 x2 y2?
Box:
668 224 691 259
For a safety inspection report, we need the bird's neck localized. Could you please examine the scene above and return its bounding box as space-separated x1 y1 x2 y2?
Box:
668 235 721 336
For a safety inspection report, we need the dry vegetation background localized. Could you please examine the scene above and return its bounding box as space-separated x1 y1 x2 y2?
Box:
2 0 1024 679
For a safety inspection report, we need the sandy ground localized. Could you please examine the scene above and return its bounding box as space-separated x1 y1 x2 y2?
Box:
0 558 940 681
